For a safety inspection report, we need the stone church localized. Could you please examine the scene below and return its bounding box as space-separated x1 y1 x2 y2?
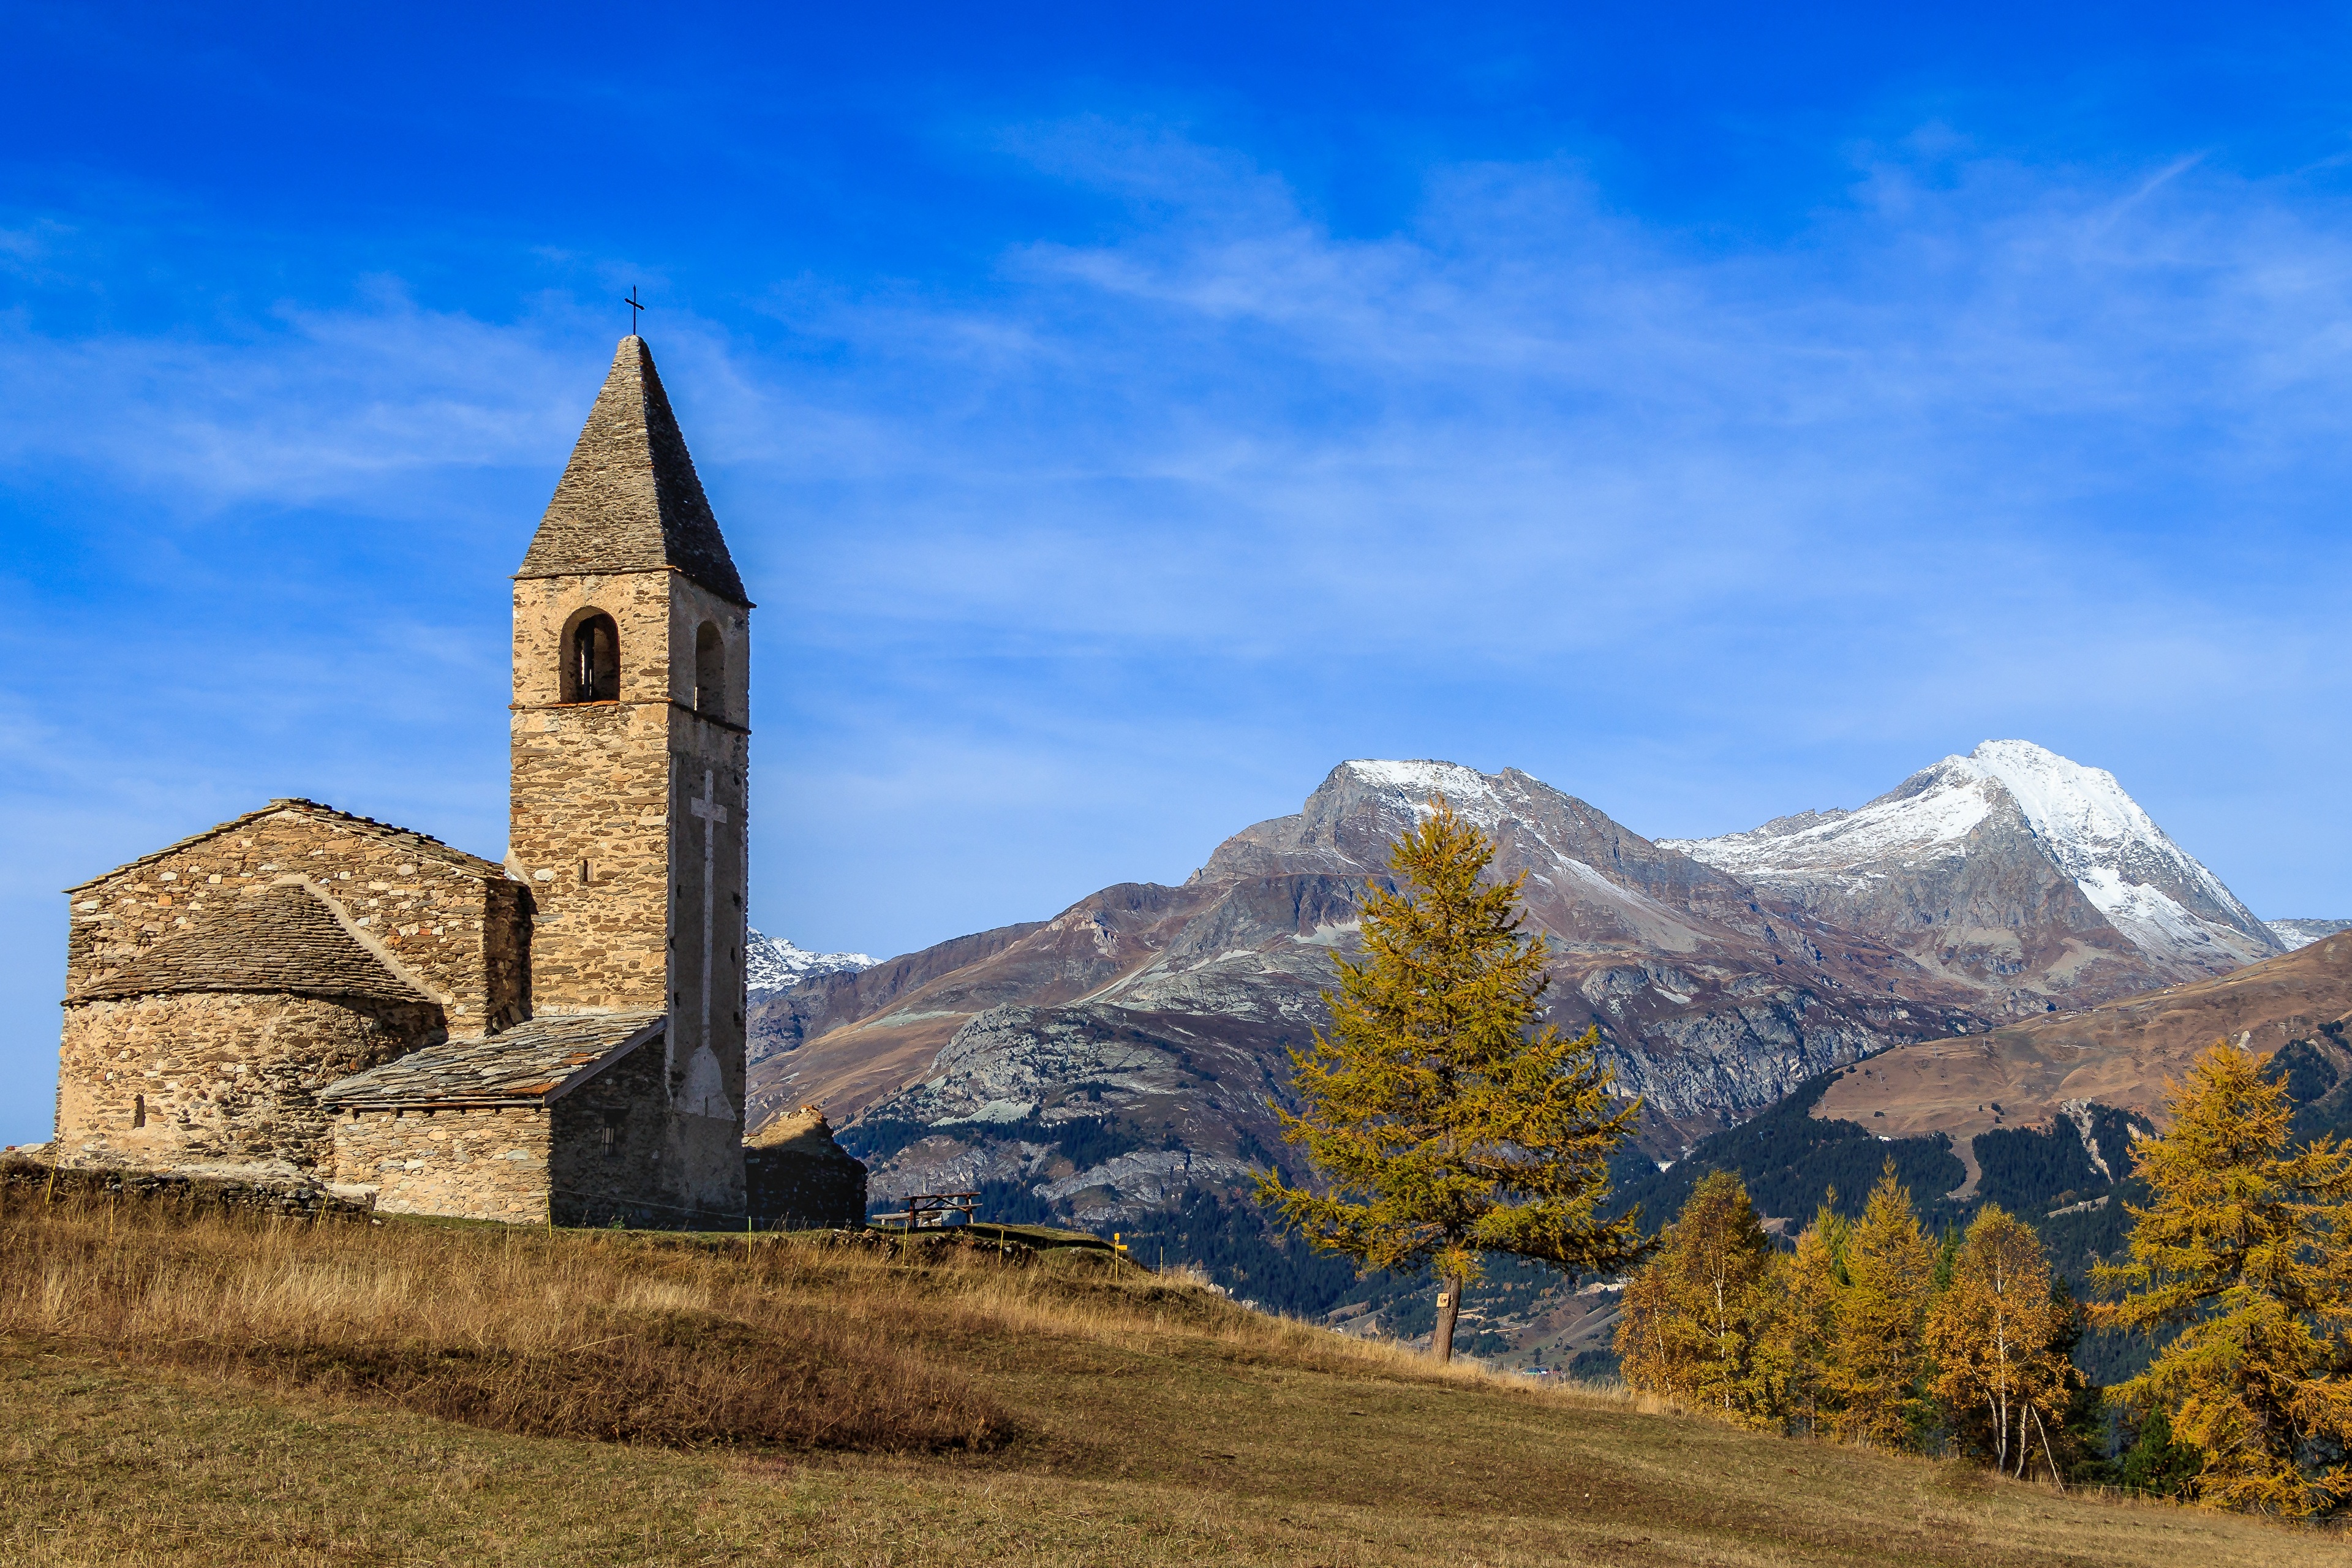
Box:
46 335 853 1228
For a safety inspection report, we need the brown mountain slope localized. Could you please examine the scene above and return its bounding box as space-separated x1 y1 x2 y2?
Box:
1815 930 2352 1189
745 919 1046 1128
749 883 1221 1127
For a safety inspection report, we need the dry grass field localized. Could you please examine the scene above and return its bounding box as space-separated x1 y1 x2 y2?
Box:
0 1188 2337 1567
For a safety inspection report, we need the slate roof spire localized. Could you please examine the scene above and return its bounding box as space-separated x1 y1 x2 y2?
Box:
517 335 749 606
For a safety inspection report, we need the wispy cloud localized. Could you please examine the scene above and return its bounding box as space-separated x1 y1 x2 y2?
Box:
1 124 2348 992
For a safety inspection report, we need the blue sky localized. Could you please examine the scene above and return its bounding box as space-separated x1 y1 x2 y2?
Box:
6 4 2351 1142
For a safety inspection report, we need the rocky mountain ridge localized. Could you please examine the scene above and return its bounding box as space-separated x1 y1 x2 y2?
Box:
753 759 2024 1222
743 745 2320 1321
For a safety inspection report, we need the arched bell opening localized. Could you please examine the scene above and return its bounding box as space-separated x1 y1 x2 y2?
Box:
562 611 621 703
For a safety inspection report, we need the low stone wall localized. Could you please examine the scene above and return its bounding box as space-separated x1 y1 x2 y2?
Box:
0 1150 372 1220
331 1105 551 1223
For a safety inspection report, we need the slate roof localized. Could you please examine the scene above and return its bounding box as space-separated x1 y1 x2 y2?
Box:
516 336 749 606
74 883 429 1005
65 798 509 893
318 1011 666 1107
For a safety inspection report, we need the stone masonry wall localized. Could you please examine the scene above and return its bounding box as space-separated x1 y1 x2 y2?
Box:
511 571 679 1013
510 568 748 1225
0 1152 375 1221
548 1038 709 1227
747 1145 867 1230
66 809 526 1036
57 992 445 1169
332 1104 551 1223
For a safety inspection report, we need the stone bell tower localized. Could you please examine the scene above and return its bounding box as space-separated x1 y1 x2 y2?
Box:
508 334 752 1213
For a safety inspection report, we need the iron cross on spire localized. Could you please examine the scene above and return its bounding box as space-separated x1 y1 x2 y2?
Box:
624 286 645 335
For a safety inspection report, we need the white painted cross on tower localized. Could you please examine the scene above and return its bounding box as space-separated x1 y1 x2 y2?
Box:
688 768 729 1061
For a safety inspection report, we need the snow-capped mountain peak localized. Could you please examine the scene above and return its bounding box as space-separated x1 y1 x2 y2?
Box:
2267 919 2352 952
1952 740 2269 962
745 929 875 995
1664 740 2279 989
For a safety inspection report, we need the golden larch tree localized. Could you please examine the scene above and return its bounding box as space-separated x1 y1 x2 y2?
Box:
1771 1197 1851 1438
1829 1162 1936 1449
1254 796 1648 1362
2091 1040 2352 1515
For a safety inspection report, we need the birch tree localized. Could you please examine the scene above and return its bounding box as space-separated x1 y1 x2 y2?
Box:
1615 1171 1784 1425
1926 1204 2070 1479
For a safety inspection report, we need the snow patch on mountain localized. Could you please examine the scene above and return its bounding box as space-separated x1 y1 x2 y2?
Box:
745 929 875 995
2269 919 2352 951
1341 758 1498 809
1665 770 1994 882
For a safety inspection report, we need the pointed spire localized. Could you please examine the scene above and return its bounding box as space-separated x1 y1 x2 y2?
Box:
518 336 749 606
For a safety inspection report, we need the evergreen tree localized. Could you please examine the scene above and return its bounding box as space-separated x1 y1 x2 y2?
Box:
2090 1040 2352 1515
1254 796 1648 1362
1829 1161 1936 1449
2119 1407 2202 1500
1615 1172 1784 1425
1926 1204 2071 1479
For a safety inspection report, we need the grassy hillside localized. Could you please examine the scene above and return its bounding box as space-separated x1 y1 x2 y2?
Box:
2 1189 2339 1565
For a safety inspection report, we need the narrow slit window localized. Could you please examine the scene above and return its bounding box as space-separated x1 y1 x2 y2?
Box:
694 622 725 718
132 1092 145 1129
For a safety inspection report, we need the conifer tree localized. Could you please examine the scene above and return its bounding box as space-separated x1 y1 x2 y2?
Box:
1926 1204 2070 1479
1829 1161 1936 1449
1771 1196 1851 1439
2090 1040 2352 1515
1254 797 1648 1362
1615 1171 1784 1425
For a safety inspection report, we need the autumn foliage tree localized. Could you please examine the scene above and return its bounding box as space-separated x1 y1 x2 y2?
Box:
1254 796 1648 1362
2090 1039 2352 1515
1607 1038 2352 1510
1825 1163 1938 1448
1926 1205 2073 1479
1773 1197 1852 1438
1613 1172 1782 1425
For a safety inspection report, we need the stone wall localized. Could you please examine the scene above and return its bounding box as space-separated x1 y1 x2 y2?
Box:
57 992 445 1169
548 1039 737 1227
66 807 527 1036
0 1151 374 1220
331 1104 551 1223
745 1148 864 1230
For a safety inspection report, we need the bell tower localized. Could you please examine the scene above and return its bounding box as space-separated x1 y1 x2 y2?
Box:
508 334 752 1215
